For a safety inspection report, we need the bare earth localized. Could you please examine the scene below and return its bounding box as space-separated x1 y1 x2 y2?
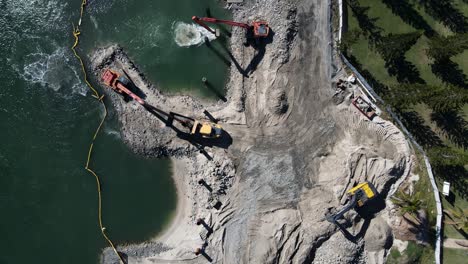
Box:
94 0 413 263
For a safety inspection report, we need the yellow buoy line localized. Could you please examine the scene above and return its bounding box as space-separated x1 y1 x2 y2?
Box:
71 0 125 263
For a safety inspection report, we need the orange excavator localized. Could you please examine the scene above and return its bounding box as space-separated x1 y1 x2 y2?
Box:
102 69 146 105
192 16 269 38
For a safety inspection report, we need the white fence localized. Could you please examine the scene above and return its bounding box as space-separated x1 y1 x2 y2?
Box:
336 1 442 264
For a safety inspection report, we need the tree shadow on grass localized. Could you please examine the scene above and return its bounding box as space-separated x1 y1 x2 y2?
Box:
417 0 468 33
398 110 444 148
431 110 468 149
431 58 468 88
345 53 390 96
346 0 383 44
382 0 436 37
433 165 468 199
384 56 426 84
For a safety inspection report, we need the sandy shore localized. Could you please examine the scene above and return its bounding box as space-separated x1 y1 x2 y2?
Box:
153 158 191 244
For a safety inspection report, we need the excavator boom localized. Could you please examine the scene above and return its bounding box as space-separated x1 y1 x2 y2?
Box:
326 195 357 223
192 16 250 33
192 16 269 38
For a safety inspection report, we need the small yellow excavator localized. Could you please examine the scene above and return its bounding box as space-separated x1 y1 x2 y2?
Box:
326 182 378 224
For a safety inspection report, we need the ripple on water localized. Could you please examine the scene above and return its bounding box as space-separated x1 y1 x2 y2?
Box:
4 0 67 35
3 0 87 97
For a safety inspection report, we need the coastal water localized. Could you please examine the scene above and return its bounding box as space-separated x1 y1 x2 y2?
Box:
0 1 230 263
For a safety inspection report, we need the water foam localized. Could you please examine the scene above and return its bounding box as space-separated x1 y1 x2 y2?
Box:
20 48 87 95
104 128 122 140
173 22 217 47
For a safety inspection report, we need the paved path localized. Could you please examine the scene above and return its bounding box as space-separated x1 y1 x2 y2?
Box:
444 238 468 249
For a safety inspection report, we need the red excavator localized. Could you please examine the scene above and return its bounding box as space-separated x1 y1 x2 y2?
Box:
102 69 145 105
192 16 269 38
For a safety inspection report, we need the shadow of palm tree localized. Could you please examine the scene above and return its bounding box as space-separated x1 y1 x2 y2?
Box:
431 110 468 149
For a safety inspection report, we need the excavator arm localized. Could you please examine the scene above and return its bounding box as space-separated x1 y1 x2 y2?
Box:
192 16 269 39
326 194 358 224
326 182 377 225
192 16 250 34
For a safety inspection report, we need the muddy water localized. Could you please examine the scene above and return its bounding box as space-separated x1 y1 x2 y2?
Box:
0 0 229 263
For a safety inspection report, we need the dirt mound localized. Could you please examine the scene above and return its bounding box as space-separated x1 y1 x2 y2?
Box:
365 217 393 252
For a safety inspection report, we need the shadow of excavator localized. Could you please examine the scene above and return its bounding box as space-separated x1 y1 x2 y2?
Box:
143 104 232 160
203 23 275 77
326 182 385 242
102 68 232 160
332 195 386 242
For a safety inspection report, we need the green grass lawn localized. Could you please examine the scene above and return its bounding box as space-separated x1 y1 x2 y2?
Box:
344 1 468 262
443 248 468 264
439 177 468 240
347 0 467 87
452 50 468 76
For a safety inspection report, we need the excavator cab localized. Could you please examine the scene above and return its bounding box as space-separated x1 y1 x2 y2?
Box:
252 21 269 38
102 69 118 87
347 182 377 207
326 182 377 224
191 120 223 138
101 69 146 105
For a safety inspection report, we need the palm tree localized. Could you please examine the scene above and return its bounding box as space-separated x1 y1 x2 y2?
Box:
444 206 468 234
391 190 423 223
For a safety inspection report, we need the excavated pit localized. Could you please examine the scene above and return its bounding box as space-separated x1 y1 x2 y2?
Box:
94 0 412 263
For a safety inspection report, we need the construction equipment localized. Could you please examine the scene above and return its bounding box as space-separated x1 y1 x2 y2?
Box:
101 69 146 105
191 120 222 138
170 112 222 138
101 69 224 139
326 182 378 224
192 16 269 38
352 96 376 120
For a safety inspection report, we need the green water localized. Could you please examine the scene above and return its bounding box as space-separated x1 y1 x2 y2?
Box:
80 0 231 96
0 0 229 263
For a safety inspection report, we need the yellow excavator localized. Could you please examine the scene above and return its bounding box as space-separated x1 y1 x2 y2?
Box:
326 182 378 224
191 120 223 138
